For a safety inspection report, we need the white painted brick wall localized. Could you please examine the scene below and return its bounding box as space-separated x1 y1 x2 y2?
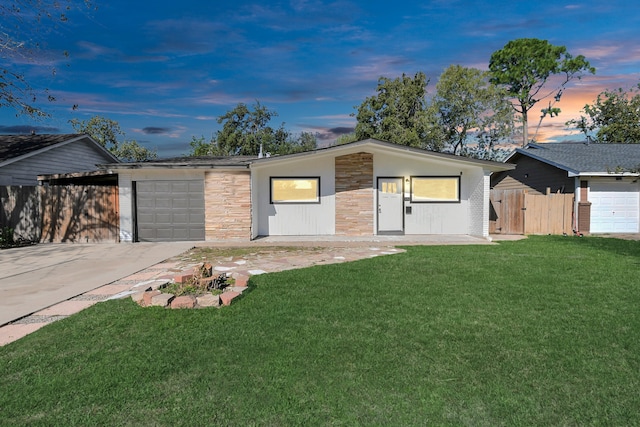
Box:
468 172 490 237
117 173 134 242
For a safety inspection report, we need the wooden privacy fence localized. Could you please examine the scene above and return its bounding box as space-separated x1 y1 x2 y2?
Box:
490 189 574 235
1 185 119 243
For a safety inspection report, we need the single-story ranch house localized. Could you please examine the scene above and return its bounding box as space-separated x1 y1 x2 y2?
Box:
99 139 514 242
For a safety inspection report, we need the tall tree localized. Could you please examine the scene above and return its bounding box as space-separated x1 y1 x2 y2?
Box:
1 0 93 117
190 102 317 156
70 115 157 161
354 72 444 151
433 65 514 157
567 84 640 144
489 38 595 146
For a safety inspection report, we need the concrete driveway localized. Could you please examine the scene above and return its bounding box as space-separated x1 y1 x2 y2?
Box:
0 242 194 326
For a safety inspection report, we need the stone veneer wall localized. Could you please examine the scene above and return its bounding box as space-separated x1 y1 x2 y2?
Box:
204 171 251 240
335 152 374 235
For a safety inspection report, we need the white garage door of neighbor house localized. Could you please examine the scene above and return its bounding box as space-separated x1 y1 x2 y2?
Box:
590 182 639 233
136 180 205 242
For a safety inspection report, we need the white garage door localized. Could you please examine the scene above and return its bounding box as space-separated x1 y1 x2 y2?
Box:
590 182 639 233
136 180 205 242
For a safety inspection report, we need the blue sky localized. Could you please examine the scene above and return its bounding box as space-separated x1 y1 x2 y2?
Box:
2 0 640 157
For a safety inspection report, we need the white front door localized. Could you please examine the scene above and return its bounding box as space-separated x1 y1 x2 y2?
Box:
377 177 404 234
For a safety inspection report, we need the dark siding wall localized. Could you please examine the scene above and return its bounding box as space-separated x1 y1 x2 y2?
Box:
491 156 575 195
0 139 114 185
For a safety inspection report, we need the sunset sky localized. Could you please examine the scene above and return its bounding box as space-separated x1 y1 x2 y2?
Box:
2 0 639 157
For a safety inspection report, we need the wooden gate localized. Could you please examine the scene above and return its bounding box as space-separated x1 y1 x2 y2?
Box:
490 189 574 235
41 185 119 243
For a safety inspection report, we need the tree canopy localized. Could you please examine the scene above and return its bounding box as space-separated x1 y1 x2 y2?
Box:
0 0 93 117
353 72 444 151
433 65 514 158
567 84 640 144
70 115 157 162
188 102 317 157
352 68 514 159
489 38 595 146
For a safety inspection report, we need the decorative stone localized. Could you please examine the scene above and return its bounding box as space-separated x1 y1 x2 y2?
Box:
150 293 174 307
131 291 147 305
149 279 171 290
142 290 162 307
220 291 241 306
174 273 193 283
230 286 248 294
197 294 221 308
233 274 249 287
171 295 196 309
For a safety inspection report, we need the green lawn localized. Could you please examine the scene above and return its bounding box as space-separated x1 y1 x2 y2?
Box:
1 236 639 426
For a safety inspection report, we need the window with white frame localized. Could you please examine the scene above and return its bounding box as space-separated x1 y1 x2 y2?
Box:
270 177 320 204
410 176 460 203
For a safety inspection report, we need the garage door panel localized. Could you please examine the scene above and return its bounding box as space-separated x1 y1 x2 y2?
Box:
172 198 189 209
590 182 639 233
155 182 171 192
136 180 205 242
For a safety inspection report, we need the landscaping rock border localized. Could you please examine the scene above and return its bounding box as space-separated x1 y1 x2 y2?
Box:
132 269 249 309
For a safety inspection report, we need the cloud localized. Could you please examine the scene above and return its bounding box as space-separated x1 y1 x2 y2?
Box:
0 125 61 134
140 127 171 135
132 125 187 139
301 125 355 142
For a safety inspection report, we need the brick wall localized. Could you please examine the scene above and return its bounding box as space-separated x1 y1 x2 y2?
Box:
204 171 251 240
469 173 488 237
335 153 374 235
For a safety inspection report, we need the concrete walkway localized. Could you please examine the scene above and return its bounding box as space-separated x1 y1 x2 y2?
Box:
0 242 194 327
0 235 508 346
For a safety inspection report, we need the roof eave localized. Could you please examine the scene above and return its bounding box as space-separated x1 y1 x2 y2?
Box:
0 134 119 167
512 147 579 175
570 171 640 177
250 139 515 172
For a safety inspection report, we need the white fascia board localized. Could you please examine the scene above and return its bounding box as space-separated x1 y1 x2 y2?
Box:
569 171 640 177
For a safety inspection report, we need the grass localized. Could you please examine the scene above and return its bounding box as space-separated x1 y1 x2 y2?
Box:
1 236 639 426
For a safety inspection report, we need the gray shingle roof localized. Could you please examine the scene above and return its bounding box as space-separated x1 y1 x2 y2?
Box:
0 134 83 162
513 142 640 174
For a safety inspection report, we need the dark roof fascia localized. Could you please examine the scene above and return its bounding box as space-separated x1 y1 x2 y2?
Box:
250 138 515 171
99 160 253 171
0 134 119 167
38 169 116 180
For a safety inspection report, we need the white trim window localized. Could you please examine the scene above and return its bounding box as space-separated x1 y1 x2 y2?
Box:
410 176 460 203
270 177 321 204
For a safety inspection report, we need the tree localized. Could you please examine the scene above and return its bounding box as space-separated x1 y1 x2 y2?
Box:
489 38 595 146
567 84 640 144
70 115 157 162
354 72 444 151
433 65 514 157
335 132 358 145
189 102 317 156
1 1 93 117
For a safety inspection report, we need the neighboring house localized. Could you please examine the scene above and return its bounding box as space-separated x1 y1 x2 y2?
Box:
100 138 514 242
0 134 119 186
491 142 640 233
